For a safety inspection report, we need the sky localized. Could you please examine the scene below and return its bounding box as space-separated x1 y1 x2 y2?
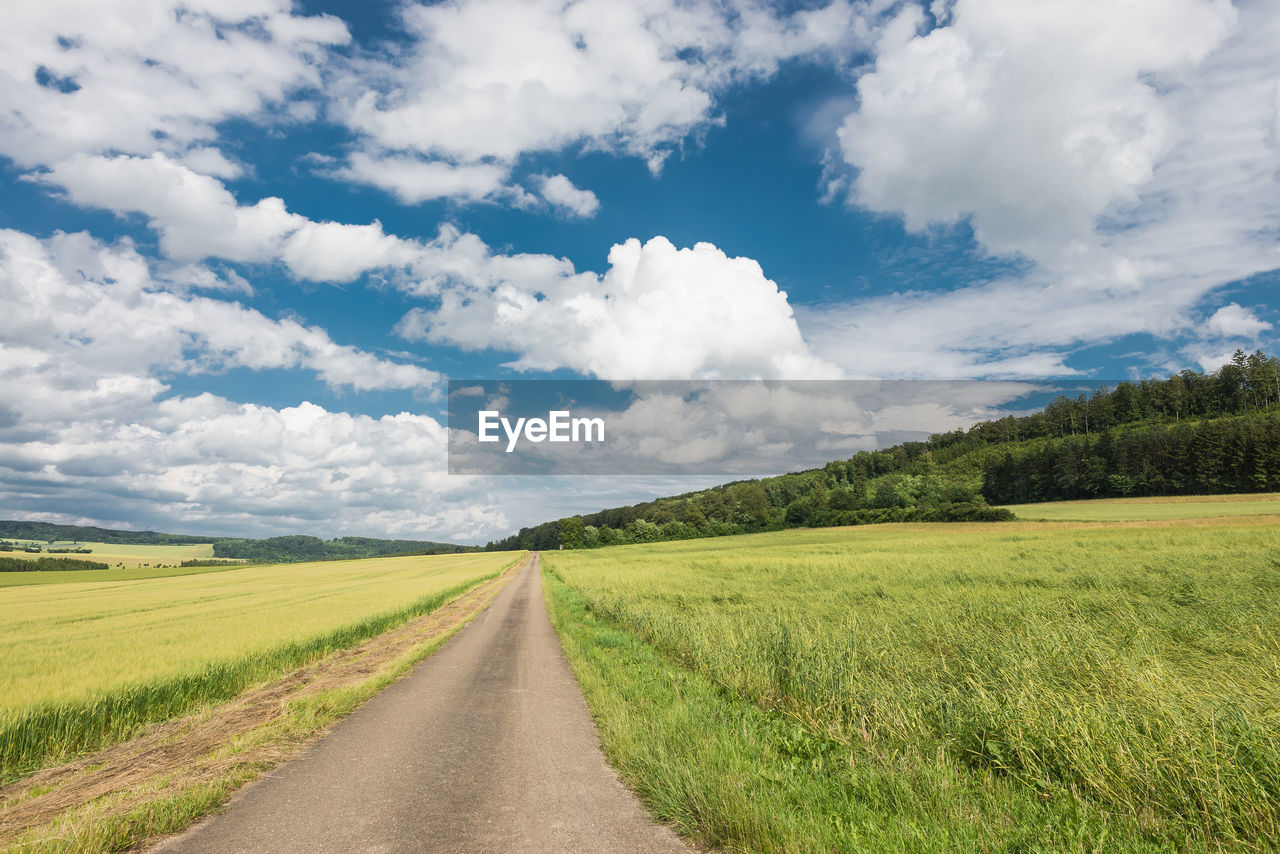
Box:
0 0 1278 543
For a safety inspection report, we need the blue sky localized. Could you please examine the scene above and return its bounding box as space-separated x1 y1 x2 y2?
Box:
0 0 1277 542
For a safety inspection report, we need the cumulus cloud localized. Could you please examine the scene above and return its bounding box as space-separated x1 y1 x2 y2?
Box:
39 153 420 280
0 0 348 168
809 0 1280 378
334 153 521 206
3 0 883 213
0 228 439 397
328 0 874 201
400 235 839 380
180 147 246 181
1205 303 1273 339
536 174 601 217
37 153 831 381
0 227 522 541
836 0 1236 261
0 393 510 542
0 224 848 537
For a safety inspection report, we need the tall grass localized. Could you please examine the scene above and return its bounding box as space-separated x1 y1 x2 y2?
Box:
546 522 1280 851
0 551 522 781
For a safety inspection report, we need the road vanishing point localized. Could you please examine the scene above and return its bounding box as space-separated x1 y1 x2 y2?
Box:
152 554 690 853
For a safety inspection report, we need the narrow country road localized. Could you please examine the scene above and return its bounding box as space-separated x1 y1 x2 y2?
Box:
152 554 690 853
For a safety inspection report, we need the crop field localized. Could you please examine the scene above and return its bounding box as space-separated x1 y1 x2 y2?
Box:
0 561 250 588
545 514 1280 852
1004 492 1280 522
0 541 218 569
0 551 521 781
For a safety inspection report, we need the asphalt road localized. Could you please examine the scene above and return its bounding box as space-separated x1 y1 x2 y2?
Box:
152 553 689 853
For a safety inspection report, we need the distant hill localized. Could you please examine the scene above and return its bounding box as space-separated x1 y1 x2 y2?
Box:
0 521 209 545
489 349 1280 551
210 535 471 563
0 522 471 562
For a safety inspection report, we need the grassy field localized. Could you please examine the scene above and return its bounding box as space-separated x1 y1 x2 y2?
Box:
544 513 1280 852
0 541 218 568
0 551 522 781
1004 492 1280 522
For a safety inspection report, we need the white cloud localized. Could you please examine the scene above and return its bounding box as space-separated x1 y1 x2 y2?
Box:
0 0 348 168
808 0 1280 378
0 226 744 543
1185 347 1244 374
400 234 840 380
801 282 1135 379
1205 303 1273 339
277 220 417 283
154 262 255 297
39 153 420 281
836 0 1236 262
35 154 831 382
537 173 600 217
181 147 246 181
0 228 439 397
27 0 1275 390
41 153 294 262
328 0 874 201
334 153 519 206
0 393 510 542
0 227 516 542
38 153 571 290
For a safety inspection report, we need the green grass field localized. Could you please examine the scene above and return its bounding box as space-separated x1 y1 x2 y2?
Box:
1004 492 1280 522
0 541 218 569
0 551 522 781
545 511 1280 852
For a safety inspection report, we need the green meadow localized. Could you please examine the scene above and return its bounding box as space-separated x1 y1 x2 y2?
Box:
545 510 1280 852
1004 492 1280 522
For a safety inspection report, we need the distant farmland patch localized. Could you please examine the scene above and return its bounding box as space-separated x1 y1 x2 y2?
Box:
0 540 217 569
1004 491 1280 522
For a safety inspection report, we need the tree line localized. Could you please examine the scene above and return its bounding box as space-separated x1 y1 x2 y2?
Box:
982 410 1280 503
0 556 109 572
487 350 1280 551
0 525 474 564
0 522 210 545
485 460 1013 551
209 535 471 563
926 348 1280 452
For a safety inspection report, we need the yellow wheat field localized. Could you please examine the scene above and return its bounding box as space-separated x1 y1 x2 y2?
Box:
1 551 518 715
